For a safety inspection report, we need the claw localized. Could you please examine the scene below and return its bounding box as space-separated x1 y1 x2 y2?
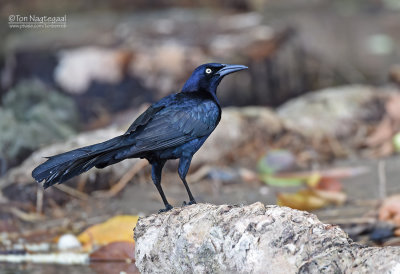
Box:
158 204 173 213
182 199 196 207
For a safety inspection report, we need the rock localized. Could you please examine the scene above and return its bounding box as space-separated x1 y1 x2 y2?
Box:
193 106 283 165
3 9 303 107
0 80 78 169
277 85 398 137
55 47 133 94
134 202 400 273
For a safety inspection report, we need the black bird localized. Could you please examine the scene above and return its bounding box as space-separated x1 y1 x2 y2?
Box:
32 63 247 212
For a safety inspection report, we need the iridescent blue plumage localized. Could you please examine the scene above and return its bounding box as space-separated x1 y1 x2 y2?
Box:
32 63 247 212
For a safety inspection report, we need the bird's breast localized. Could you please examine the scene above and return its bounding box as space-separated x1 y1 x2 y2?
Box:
192 100 221 128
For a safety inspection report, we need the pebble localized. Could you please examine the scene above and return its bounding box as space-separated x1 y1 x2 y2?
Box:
57 234 82 251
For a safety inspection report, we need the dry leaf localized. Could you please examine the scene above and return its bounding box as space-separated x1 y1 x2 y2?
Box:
316 177 343 192
379 195 400 226
277 190 329 211
395 228 400 237
90 262 139 274
306 173 321 188
277 186 346 211
90 241 134 262
78 215 139 251
313 189 346 205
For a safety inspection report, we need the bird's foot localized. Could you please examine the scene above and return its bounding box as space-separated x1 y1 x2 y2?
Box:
158 204 173 213
182 199 197 207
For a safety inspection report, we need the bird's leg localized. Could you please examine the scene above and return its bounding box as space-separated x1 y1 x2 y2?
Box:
178 157 196 206
151 160 172 213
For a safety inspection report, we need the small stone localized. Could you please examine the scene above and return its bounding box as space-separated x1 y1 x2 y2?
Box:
57 234 82 251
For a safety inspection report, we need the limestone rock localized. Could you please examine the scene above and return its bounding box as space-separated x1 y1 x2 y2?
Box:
134 202 400 273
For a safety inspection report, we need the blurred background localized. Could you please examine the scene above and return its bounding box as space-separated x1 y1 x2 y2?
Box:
1 0 400 273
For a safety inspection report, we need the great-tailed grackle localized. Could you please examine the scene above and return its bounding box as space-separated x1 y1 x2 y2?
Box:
32 63 247 212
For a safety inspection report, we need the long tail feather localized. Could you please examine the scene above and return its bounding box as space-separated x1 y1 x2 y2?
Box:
32 135 133 188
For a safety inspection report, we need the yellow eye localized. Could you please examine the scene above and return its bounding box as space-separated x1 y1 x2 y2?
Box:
205 68 212 74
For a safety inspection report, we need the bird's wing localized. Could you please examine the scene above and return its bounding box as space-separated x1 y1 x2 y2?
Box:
132 101 219 153
125 104 166 134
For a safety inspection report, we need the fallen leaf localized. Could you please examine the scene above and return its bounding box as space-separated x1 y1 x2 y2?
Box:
277 190 329 211
379 195 400 226
306 173 321 188
315 177 343 192
261 174 304 187
263 166 360 188
90 241 134 262
78 215 139 251
90 262 139 274
279 166 369 179
313 189 346 205
393 132 400 152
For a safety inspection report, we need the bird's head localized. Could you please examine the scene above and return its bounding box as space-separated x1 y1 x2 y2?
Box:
181 63 248 96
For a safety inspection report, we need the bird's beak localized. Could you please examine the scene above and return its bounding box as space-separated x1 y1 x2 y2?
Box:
217 64 248 77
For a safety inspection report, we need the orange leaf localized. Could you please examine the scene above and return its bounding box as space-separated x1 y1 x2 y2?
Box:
78 215 139 251
395 228 400 237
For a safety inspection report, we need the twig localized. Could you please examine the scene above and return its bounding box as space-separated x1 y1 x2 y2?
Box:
351 199 380 207
320 217 376 225
36 186 43 214
77 175 89 192
55 184 89 200
99 159 148 197
9 208 44 222
187 165 212 183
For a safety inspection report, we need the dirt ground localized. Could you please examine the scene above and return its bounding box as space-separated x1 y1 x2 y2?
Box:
16 154 399 232
73 155 400 219
1 155 398 274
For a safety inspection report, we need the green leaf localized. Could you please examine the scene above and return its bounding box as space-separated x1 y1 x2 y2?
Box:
261 174 304 187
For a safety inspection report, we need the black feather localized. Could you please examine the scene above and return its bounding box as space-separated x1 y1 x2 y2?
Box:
32 135 131 188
